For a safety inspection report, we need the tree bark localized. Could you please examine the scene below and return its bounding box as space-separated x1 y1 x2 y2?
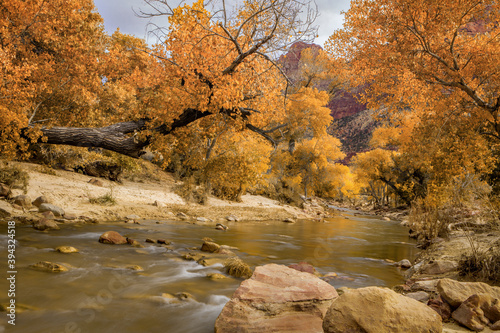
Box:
40 120 149 158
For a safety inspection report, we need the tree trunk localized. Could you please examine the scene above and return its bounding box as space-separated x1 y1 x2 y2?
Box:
40 120 149 158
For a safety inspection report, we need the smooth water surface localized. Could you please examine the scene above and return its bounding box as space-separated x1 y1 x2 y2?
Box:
0 211 417 333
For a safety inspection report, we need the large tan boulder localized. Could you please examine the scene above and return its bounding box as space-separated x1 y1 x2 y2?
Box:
437 278 500 308
322 287 442 333
215 263 338 333
98 231 127 245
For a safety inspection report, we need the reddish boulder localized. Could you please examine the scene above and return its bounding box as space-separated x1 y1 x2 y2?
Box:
33 218 59 231
98 231 127 245
215 264 338 332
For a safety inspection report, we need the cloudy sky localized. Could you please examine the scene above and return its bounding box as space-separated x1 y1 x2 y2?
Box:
93 0 351 48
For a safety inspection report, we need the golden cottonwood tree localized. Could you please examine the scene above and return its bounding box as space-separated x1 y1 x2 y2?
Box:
1 0 320 159
326 0 500 203
0 0 106 157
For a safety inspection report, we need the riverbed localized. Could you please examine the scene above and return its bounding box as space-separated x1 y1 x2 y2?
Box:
0 211 416 333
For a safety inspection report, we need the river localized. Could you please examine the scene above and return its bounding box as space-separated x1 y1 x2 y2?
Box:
0 211 417 333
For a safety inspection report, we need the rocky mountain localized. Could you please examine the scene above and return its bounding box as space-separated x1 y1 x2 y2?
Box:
279 42 375 163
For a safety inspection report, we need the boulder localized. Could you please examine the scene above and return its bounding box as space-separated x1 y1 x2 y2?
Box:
451 293 500 331
492 320 500 330
55 246 79 254
215 264 338 333
98 231 127 245
427 296 452 321
33 218 60 231
437 278 500 308
30 261 68 273
38 203 65 217
323 287 442 333
32 195 50 208
421 260 458 275
397 259 412 268
13 195 31 208
201 241 220 253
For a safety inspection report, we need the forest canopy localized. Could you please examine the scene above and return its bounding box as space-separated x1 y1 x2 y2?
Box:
2 0 500 214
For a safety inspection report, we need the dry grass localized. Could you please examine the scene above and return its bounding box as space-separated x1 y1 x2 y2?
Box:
0 163 29 193
224 257 253 279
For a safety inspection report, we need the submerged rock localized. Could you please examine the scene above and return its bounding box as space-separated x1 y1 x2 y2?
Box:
98 231 127 245
30 261 68 273
288 262 320 276
215 264 338 333
323 287 442 333
55 246 79 254
201 241 220 253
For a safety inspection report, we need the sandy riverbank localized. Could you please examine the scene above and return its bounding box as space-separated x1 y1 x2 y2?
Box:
0 161 312 224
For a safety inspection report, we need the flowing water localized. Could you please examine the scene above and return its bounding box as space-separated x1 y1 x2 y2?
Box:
0 211 417 333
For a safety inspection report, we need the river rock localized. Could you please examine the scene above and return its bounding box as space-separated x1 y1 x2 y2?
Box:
30 261 68 273
207 273 229 280
32 195 50 208
437 278 500 308
55 246 79 253
451 294 495 331
201 241 220 253
33 218 60 231
38 203 65 217
98 231 128 245
412 279 439 292
288 262 320 276
405 291 430 303
215 264 338 333
421 260 458 275
215 223 228 230
13 195 31 208
225 215 239 222
397 259 412 268
427 296 452 321
323 287 442 333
